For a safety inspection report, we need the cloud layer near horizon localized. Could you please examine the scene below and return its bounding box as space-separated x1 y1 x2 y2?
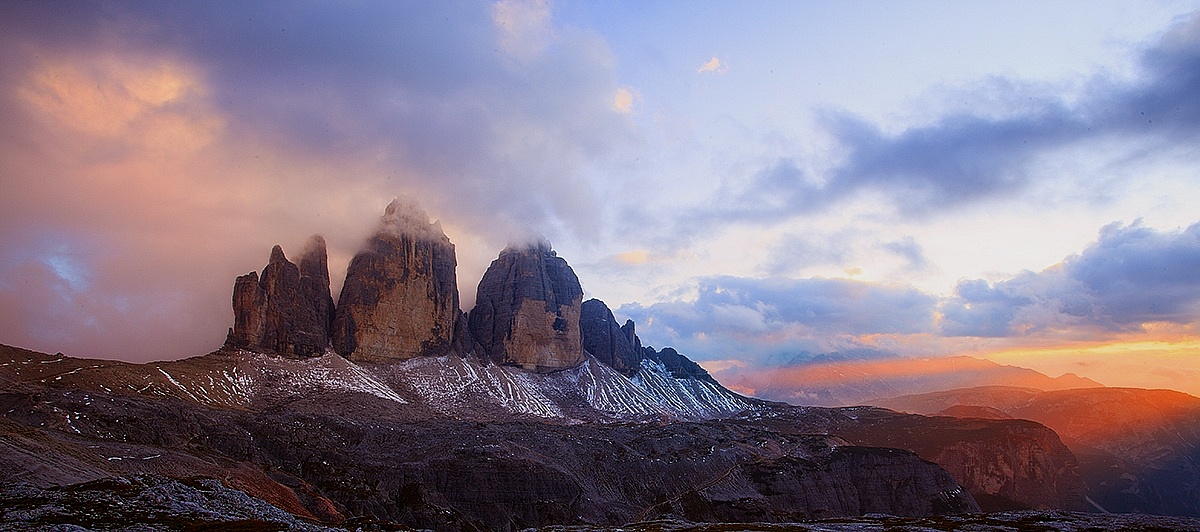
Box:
623 222 1200 362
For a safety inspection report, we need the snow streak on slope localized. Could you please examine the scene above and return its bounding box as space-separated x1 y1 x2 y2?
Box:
631 359 754 419
3 344 750 422
379 354 752 422
546 358 671 418
268 351 407 404
386 355 563 418
123 351 408 407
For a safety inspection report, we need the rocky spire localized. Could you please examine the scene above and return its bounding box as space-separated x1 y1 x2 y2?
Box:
297 235 335 351
468 238 585 372
226 237 333 358
331 198 461 362
580 298 642 377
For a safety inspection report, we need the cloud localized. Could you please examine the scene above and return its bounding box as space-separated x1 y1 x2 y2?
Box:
698 12 1200 226
619 276 937 360
624 219 1200 367
760 231 929 277
697 56 725 74
881 237 929 272
613 86 637 114
941 221 1200 337
759 229 855 276
493 0 554 61
0 1 634 360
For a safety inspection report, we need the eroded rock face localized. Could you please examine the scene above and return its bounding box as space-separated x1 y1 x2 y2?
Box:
825 408 1088 513
580 299 641 377
645 346 719 385
332 199 460 363
469 240 584 372
226 237 333 358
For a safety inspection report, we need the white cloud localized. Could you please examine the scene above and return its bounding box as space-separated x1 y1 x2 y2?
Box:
493 0 554 61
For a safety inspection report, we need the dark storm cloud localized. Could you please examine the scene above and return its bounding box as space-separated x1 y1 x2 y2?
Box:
942 221 1200 337
619 276 937 357
704 12 1200 225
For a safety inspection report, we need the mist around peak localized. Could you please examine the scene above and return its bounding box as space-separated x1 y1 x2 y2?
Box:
373 196 450 243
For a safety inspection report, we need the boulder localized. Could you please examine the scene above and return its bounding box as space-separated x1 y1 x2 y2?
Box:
468 239 584 372
332 199 460 362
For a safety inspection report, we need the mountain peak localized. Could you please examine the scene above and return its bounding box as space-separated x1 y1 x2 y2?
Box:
379 196 448 242
332 201 460 362
469 239 584 372
502 235 554 256
268 244 287 264
225 237 333 358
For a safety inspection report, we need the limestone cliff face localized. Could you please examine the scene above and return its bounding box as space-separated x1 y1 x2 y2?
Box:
468 240 584 372
580 299 641 377
226 236 334 358
332 199 460 363
298 236 336 349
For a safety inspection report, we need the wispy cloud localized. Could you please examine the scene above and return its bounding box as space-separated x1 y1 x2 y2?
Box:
697 56 726 74
619 275 938 359
692 12 1200 226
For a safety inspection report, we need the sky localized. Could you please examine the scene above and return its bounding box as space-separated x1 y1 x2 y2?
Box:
2 1 1200 397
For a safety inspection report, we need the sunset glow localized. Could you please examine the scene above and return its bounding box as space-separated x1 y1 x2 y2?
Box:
2 1 1199 401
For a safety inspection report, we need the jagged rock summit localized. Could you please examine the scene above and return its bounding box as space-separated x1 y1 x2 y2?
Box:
468 238 585 372
225 235 334 358
581 298 642 377
219 199 724 389
332 198 461 363
216 198 751 424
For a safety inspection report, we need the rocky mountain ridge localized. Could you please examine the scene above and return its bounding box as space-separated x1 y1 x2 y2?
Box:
225 199 726 403
2 343 989 530
0 199 1162 529
3 339 1106 527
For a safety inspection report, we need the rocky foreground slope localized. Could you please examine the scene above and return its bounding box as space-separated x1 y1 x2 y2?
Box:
2 343 984 529
0 200 1144 529
7 476 1200 532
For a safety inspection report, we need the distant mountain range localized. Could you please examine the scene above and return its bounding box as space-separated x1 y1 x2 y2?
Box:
873 385 1200 516
713 354 1102 406
2 199 1197 529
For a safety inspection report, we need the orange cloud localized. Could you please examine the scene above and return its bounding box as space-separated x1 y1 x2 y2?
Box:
613 87 637 114
697 56 725 74
20 56 209 138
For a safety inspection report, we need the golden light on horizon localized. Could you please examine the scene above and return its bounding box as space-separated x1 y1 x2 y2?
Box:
980 334 1200 396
